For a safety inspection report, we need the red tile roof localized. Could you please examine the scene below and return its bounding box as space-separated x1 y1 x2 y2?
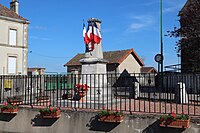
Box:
0 4 27 21
64 49 144 67
141 67 157 73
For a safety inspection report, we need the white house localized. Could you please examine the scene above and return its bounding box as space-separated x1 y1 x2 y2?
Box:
0 0 29 75
64 48 145 74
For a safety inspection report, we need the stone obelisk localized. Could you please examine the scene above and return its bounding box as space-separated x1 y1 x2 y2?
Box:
80 18 110 102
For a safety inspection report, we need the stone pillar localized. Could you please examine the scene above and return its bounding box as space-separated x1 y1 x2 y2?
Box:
79 18 111 102
134 82 140 99
175 82 188 104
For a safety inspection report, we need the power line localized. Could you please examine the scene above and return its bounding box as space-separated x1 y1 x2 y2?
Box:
29 51 72 59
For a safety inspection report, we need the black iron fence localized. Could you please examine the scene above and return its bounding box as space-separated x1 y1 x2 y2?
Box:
0 73 200 116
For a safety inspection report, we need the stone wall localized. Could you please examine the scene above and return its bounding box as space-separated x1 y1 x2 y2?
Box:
0 108 199 133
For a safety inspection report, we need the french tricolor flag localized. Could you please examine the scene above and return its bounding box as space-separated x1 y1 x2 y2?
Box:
83 20 102 52
83 23 90 44
93 22 102 44
87 22 94 42
84 22 94 52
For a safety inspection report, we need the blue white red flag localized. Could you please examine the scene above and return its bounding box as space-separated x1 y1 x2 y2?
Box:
83 20 102 52
87 22 93 43
93 22 102 44
83 22 90 44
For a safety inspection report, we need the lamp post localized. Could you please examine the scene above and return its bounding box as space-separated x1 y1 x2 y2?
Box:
160 0 163 70
160 0 164 91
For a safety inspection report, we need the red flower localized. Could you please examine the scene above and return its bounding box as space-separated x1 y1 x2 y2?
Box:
56 107 59 111
171 112 176 118
76 84 80 88
76 84 89 91
49 107 53 111
4 102 7 106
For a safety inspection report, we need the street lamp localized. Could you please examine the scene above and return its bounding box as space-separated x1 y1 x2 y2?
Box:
154 0 164 89
160 0 164 91
160 0 163 73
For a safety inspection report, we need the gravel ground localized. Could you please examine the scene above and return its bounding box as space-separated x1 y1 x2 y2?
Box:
113 99 200 116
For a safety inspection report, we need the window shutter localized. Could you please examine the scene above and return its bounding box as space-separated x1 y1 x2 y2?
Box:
9 29 17 46
8 57 17 74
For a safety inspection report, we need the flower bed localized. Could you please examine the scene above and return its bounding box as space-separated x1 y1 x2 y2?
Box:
159 112 190 128
39 107 61 118
98 109 124 122
36 95 50 101
0 102 18 114
35 95 50 106
7 96 23 105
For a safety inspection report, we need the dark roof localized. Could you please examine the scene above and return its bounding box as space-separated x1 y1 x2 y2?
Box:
28 67 46 70
0 4 27 21
113 69 138 87
141 67 157 73
64 49 144 67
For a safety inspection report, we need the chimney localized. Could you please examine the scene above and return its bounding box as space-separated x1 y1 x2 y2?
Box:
10 0 19 14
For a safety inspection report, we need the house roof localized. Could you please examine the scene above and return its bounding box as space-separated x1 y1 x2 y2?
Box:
28 67 46 70
64 49 144 67
141 67 157 73
0 4 27 21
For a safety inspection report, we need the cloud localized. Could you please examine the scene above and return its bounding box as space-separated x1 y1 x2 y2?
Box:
130 23 146 31
163 1 186 13
128 15 154 32
163 5 182 13
29 36 52 41
29 25 47 30
101 28 115 33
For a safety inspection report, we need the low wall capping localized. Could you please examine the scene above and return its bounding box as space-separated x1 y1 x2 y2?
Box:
0 107 199 133
17 106 200 122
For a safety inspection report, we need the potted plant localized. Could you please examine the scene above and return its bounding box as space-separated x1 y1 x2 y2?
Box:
0 102 18 114
159 112 190 128
62 93 73 99
62 90 73 100
36 91 49 101
7 96 23 105
39 106 61 118
75 84 89 97
98 109 124 122
36 95 50 101
35 91 50 105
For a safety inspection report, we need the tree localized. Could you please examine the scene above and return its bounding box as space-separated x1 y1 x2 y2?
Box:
166 0 200 72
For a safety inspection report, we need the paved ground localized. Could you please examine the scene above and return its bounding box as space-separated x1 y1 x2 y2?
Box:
27 96 200 116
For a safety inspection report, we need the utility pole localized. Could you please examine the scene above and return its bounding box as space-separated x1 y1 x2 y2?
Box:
160 0 164 91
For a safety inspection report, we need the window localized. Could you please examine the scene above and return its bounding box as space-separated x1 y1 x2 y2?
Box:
8 56 17 74
9 29 17 46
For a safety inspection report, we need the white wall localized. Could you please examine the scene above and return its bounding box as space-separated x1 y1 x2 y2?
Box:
0 18 28 75
118 54 142 73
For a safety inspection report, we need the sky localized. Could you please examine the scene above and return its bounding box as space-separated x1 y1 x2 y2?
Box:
1 0 187 73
